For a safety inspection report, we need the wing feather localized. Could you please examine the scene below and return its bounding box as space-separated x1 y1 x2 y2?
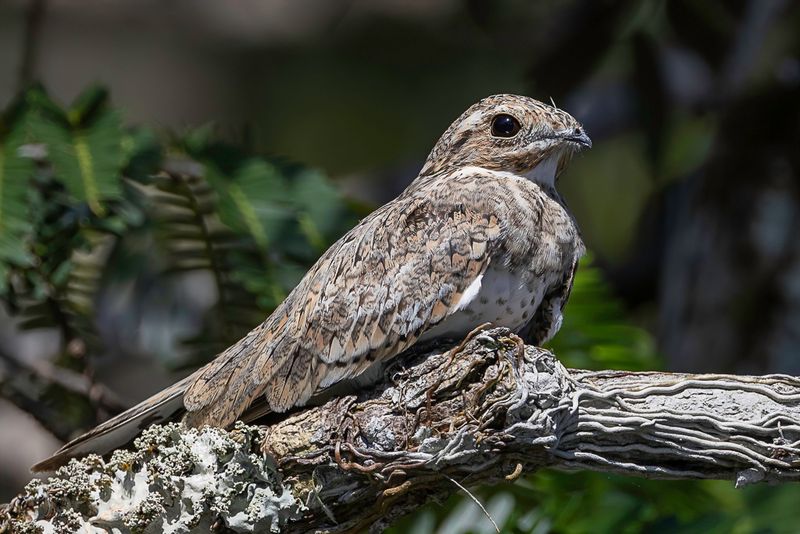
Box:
183 193 501 425
37 187 506 470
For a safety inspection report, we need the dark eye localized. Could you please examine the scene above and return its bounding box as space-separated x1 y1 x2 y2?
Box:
491 114 521 138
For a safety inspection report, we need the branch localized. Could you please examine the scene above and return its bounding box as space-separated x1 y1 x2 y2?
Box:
3 328 800 533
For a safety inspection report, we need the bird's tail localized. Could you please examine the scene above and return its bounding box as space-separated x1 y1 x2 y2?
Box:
31 371 198 472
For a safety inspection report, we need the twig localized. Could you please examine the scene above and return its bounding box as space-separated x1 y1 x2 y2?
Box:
444 474 500 533
0 350 127 441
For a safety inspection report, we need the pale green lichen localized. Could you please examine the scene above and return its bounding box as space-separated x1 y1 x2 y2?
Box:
3 423 304 533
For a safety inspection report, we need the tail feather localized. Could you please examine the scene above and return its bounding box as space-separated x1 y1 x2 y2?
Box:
31 373 196 472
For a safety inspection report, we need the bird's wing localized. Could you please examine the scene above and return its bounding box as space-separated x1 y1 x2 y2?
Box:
519 254 580 346
182 193 503 427
33 191 503 471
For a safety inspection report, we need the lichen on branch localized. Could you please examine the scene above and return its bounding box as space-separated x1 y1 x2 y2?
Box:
3 423 303 534
4 328 800 533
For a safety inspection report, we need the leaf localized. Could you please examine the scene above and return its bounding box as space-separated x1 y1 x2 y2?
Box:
29 88 124 216
290 168 347 251
145 171 266 357
122 127 162 183
181 123 216 155
0 105 35 271
205 158 290 250
66 86 109 126
547 254 661 371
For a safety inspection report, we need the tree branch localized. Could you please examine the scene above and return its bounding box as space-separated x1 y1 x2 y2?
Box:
3 328 800 533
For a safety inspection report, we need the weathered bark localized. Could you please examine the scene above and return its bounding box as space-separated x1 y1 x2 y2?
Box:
3 328 800 533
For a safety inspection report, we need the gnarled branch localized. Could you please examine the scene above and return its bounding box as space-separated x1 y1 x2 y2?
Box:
3 328 800 533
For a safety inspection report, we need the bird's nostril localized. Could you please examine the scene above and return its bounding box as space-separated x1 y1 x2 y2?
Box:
574 127 582 135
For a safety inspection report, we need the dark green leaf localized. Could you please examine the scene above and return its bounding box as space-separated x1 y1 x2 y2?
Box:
0 106 35 269
29 96 124 215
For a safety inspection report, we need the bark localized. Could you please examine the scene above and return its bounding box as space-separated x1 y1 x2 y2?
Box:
3 328 800 533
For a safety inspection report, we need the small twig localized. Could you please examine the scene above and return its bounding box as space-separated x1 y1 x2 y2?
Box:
444 474 500 534
1 351 126 414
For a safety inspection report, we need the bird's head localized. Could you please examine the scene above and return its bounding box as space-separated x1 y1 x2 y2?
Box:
420 94 591 188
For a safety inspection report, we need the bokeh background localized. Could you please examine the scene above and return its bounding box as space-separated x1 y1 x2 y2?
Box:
1 0 799 531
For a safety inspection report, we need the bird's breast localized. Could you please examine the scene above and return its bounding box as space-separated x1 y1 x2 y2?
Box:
420 264 553 342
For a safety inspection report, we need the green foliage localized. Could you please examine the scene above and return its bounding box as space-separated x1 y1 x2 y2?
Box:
0 98 36 276
397 473 800 534
27 86 124 216
546 255 660 371
0 85 356 373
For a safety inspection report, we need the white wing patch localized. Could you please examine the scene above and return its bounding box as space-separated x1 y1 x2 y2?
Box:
455 273 483 311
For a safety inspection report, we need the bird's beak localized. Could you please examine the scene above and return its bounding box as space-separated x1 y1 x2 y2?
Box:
561 129 592 149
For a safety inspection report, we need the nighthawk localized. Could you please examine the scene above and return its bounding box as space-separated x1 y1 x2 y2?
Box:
34 94 590 471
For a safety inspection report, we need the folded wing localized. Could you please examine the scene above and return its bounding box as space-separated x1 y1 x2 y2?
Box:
34 192 503 470
182 194 502 426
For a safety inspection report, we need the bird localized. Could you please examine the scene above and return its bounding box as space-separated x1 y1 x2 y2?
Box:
33 94 590 471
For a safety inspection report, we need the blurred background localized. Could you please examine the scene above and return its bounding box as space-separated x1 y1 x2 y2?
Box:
0 0 799 531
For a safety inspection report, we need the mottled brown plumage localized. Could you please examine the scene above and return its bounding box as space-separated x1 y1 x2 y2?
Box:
33 94 590 471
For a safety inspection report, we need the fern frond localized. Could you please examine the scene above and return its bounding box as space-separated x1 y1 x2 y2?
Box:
28 87 124 216
143 170 264 355
547 254 661 370
204 158 293 249
290 168 348 253
0 105 36 277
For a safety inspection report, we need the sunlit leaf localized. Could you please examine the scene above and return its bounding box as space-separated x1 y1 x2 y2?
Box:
29 88 124 215
291 168 346 251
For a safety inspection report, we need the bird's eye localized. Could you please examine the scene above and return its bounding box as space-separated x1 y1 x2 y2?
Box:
491 114 521 138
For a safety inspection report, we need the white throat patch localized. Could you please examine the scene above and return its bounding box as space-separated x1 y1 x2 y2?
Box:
523 153 560 189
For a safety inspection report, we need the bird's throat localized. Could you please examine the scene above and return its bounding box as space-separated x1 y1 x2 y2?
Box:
522 153 561 189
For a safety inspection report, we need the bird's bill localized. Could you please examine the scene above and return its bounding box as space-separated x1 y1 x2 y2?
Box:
561 129 592 149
